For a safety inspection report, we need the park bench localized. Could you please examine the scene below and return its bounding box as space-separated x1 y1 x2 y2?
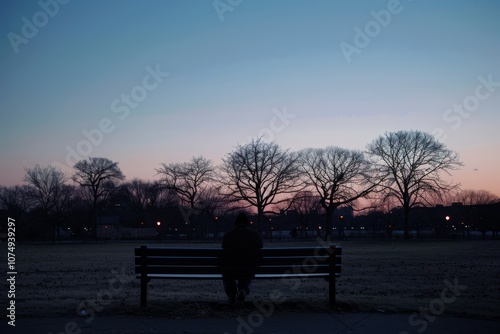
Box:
134 244 342 307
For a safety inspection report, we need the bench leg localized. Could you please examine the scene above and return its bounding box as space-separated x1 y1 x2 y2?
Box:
328 245 337 306
329 273 336 306
140 245 148 307
140 276 147 307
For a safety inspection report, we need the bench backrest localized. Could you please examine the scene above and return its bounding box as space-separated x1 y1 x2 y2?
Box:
134 245 341 277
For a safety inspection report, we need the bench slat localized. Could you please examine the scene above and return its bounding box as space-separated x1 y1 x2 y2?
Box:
135 247 221 257
136 272 340 280
134 255 340 266
135 247 341 258
134 264 341 275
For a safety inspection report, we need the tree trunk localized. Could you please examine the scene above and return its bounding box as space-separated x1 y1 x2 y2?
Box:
257 206 263 235
92 199 98 239
403 206 410 240
52 220 56 244
325 207 333 241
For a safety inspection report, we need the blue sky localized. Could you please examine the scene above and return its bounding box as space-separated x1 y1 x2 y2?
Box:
1 0 499 195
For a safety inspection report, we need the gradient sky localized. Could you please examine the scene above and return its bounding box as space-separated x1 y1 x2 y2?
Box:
1 0 499 196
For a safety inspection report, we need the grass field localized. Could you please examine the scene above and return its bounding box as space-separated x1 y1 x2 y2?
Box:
3 240 499 321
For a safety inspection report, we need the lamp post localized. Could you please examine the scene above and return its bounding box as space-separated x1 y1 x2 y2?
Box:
214 216 218 240
266 218 273 242
157 221 161 243
340 215 344 240
445 215 450 238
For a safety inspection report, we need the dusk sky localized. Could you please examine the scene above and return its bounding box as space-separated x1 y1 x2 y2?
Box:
1 0 499 196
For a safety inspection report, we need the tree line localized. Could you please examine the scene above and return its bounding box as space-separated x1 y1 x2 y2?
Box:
1 130 499 241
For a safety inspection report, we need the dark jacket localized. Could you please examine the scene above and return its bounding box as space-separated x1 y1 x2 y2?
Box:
220 226 263 276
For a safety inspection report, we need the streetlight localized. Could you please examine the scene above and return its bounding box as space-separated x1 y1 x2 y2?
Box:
444 216 451 237
339 215 344 239
214 216 219 240
156 221 161 242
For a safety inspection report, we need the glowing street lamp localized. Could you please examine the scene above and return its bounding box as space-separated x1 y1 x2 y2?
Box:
156 221 161 242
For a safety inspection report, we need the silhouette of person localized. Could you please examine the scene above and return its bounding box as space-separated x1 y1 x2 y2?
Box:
220 213 263 305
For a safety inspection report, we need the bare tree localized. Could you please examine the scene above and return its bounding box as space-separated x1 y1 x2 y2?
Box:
121 179 150 213
156 156 214 238
51 184 76 240
0 185 33 222
290 190 323 237
451 189 500 205
156 156 214 208
448 189 500 239
220 138 304 233
25 165 66 212
120 179 177 226
72 157 124 237
298 146 376 240
24 165 70 242
291 190 323 218
197 185 235 239
366 130 463 240
149 182 178 209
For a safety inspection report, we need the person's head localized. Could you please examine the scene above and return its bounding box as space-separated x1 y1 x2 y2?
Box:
234 213 250 228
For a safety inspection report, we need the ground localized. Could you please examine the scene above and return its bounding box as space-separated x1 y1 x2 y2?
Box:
3 240 499 321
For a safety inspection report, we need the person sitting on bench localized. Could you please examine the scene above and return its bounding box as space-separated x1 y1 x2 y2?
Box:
220 213 263 305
